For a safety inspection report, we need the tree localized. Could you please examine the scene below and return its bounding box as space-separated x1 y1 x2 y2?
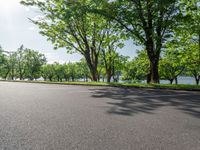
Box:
0 46 5 66
0 46 7 72
159 47 186 84
176 0 200 85
100 37 124 82
185 43 200 85
42 64 55 81
23 49 46 80
0 47 16 79
53 62 65 82
15 45 26 80
68 62 77 82
122 50 149 82
21 0 123 82
62 63 70 82
76 59 90 82
89 0 179 83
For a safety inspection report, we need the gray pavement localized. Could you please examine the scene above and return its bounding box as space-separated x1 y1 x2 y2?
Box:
0 81 199 150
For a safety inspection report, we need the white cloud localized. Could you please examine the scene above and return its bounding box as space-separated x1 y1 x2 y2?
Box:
28 26 35 31
45 52 68 64
25 7 30 12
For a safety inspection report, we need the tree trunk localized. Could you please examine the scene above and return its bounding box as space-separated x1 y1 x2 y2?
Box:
149 57 160 83
146 31 160 84
85 75 88 82
86 61 98 81
194 74 200 85
107 76 111 83
71 75 75 82
175 77 178 85
106 70 112 83
195 78 199 85
84 54 98 82
147 73 151 84
102 76 105 82
169 79 173 84
91 70 98 81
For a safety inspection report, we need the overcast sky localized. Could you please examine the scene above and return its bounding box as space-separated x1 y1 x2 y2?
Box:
0 0 140 63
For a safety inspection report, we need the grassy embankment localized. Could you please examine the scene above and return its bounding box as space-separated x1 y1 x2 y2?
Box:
1 79 200 91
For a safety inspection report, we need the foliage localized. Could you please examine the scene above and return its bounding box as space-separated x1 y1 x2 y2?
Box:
21 0 123 82
175 0 200 85
87 0 180 83
0 45 46 80
122 50 149 82
159 45 186 84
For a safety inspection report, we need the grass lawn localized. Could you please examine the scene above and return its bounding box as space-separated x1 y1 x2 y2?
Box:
1 80 200 91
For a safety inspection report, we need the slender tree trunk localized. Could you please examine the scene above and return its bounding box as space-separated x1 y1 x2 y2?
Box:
169 79 173 84
86 75 88 82
5 70 9 80
195 78 199 85
194 73 200 85
175 77 178 85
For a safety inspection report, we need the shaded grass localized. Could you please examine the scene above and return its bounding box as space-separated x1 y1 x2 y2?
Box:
0 80 200 91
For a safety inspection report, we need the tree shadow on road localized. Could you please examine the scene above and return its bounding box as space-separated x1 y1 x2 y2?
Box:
89 88 200 118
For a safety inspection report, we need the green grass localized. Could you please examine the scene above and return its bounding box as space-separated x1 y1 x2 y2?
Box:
1 79 200 91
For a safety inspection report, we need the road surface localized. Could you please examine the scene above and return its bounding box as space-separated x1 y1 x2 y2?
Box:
0 82 199 150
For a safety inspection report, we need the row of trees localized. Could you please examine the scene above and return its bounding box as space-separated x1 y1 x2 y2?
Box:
0 44 199 84
20 0 200 84
0 45 46 80
123 46 200 85
0 45 127 82
0 0 199 84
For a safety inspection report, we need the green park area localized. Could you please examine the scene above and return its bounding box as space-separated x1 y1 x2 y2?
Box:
0 1 200 149
0 0 200 89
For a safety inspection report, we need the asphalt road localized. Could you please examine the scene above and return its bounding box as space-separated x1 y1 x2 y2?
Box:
0 82 200 150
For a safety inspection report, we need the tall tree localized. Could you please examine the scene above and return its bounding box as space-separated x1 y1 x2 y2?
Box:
101 43 124 82
0 46 6 67
15 45 26 80
159 46 186 84
21 0 122 82
76 59 90 82
89 0 179 83
24 49 46 80
122 50 149 82
2 53 18 80
42 64 55 81
176 0 200 85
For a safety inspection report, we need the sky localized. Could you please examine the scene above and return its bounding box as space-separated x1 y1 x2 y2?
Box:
0 0 140 64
